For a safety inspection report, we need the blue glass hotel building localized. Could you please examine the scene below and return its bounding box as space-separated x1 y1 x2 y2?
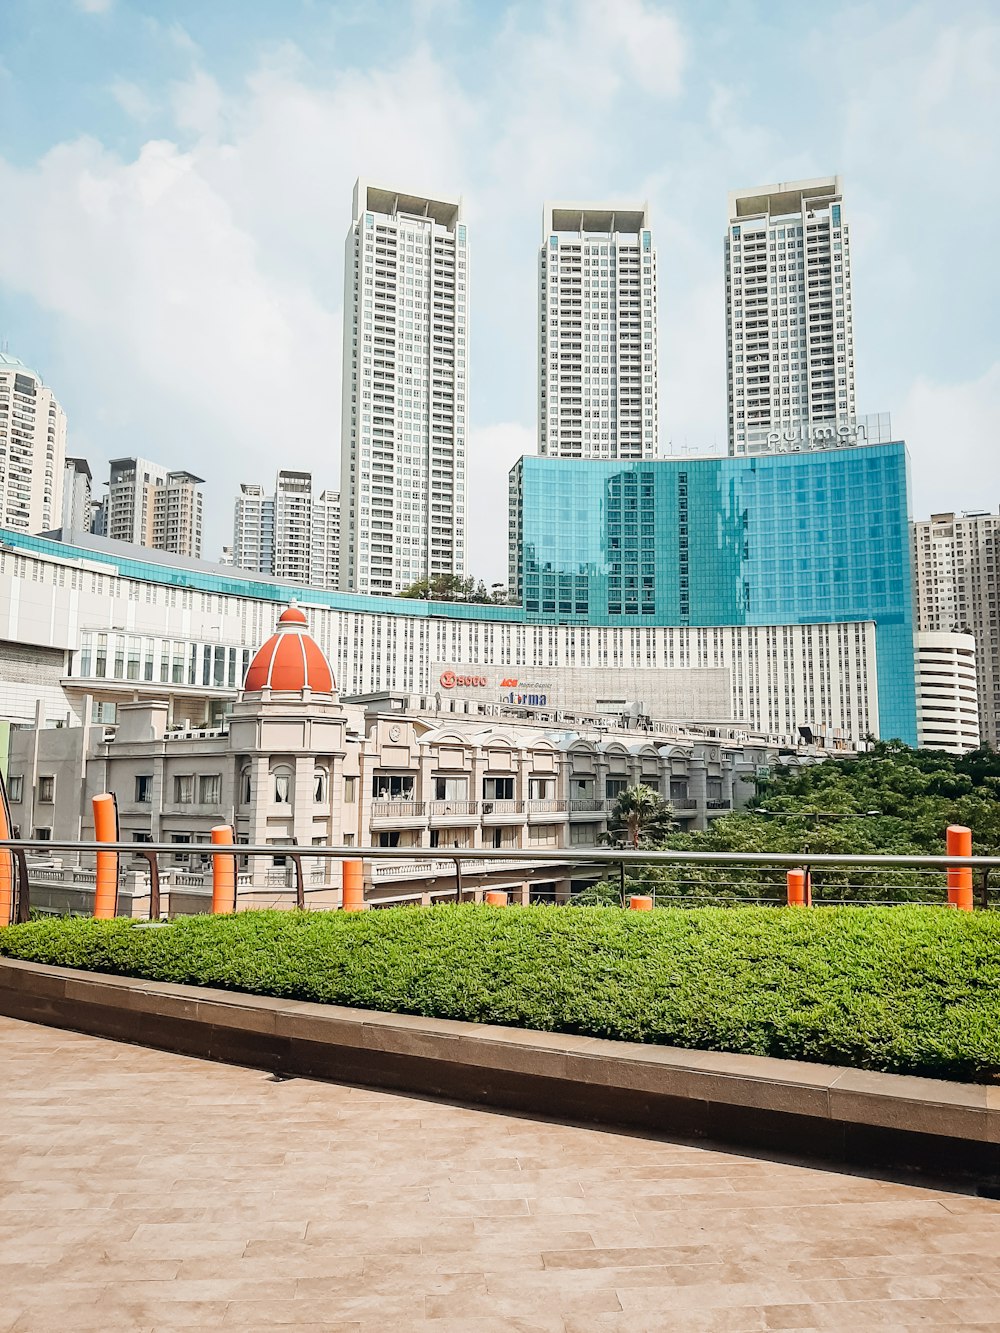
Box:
509 443 916 744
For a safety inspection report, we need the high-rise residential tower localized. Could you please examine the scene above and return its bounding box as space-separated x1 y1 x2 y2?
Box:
340 179 468 595
539 204 657 459
61 457 92 533
232 471 340 591
101 457 204 557
912 510 1000 749
725 176 857 455
0 352 67 533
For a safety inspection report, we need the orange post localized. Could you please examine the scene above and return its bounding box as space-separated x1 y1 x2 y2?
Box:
786 868 807 907
210 825 236 914
485 890 508 907
92 793 119 919
946 824 973 912
342 858 365 912
629 895 653 911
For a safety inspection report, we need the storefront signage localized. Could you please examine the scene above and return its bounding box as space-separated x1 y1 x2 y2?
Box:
439 670 488 689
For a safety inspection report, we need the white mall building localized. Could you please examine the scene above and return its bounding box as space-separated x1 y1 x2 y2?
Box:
339 180 468 596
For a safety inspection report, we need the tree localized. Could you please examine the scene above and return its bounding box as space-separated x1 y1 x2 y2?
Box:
398 573 503 604
604 784 675 849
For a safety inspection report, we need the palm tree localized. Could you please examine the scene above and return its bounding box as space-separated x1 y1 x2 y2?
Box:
604 784 675 849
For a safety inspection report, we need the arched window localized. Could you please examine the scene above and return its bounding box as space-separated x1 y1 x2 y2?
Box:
239 765 252 806
272 766 293 804
313 767 327 803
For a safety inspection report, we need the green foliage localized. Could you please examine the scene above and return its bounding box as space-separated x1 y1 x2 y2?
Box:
3 905 1000 1082
398 573 509 604
639 744 1000 903
604 783 675 849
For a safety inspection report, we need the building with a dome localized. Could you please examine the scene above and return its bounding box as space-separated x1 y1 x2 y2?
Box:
3 603 795 912
0 351 67 533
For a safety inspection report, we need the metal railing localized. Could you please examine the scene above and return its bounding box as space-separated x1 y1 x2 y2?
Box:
3 837 1000 923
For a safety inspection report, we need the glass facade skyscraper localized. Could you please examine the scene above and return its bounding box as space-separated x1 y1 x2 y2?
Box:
509 442 916 743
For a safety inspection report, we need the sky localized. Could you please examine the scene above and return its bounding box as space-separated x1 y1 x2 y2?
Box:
0 0 998 583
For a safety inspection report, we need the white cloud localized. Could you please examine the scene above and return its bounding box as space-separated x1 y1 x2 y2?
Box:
898 363 1000 521
108 79 155 123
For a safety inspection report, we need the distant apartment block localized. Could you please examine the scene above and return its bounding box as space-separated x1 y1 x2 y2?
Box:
96 457 204 558
540 204 658 459
913 510 1000 748
340 179 468 595
232 471 340 590
726 176 857 455
0 351 67 533
61 457 92 533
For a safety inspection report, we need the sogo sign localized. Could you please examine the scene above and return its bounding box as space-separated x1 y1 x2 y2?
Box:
439 670 488 689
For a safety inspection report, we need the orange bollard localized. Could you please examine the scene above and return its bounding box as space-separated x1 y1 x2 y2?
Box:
629 895 653 911
92 793 119 919
210 825 236 914
485 890 508 907
786 868 807 907
342 858 366 912
946 825 973 912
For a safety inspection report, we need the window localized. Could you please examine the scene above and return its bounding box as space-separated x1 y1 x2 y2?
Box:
135 775 153 803
707 778 724 800
171 833 191 864
313 768 328 803
239 766 252 805
344 776 357 803
528 824 559 846
37 776 54 803
669 779 689 801
433 776 468 801
8 775 23 802
528 777 553 799
372 775 414 799
199 774 222 806
606 778 628 800
33 827 52 841
273 767 293 803
173 775 194 804
484 776 514 800
132 832 153 844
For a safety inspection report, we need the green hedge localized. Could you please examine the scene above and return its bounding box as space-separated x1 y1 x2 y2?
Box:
3 906 1000 1083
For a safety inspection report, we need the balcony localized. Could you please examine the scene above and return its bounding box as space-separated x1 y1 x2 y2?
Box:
706 799 732 811
568 798 609 816
480 799 524 820
428 801 478 820
370 801 427 827
526 799 570 821
671 798 697 810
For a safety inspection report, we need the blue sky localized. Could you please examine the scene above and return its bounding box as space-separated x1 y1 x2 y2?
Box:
1 0 998 579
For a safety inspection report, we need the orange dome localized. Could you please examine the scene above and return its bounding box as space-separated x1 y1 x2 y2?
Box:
243 604 335 694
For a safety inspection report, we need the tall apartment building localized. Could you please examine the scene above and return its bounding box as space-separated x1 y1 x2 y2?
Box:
0 352 67 533
61 457 92 533
340 179 468 595
232 471 340 590
912 511 1000 749
99 457 205 558
725 176 857 455
539 204 657 459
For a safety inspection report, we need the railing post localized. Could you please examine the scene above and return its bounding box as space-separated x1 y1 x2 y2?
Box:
343 858 366 912
485 890 508 906
0 846 12 928
210 825 236 915
138 850 160 920
92 793 119 919
786 868 807 907
946 825 973 911
628 895 653 911
289 849 305 911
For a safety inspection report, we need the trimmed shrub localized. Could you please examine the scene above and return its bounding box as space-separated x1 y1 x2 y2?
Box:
3 905 1000 1083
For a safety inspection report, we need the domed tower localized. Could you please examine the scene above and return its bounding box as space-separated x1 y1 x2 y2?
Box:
243 602 337 698
228 603 350 859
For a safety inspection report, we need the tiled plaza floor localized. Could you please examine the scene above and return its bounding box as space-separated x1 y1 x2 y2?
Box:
2 1015 1000 1332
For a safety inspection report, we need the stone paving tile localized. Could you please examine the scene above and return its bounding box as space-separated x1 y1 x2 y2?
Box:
4 1013 1000 1330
